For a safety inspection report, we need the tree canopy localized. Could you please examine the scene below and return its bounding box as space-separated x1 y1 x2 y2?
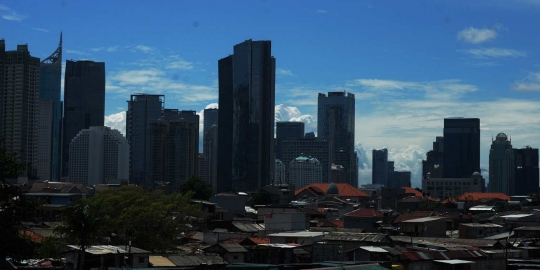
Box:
251 189 274 206
178 176 213 201
0 139 23 183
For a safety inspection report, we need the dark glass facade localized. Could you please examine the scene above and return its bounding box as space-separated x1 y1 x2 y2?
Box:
422 137 444 180
372 149 388 185
126 94 164 185
443 118 480 178
217 56 234 193
276 121 305 160
62 60 105 178
39 34 62 181
317 92 358 187
514 147 539 196
217 40 276 192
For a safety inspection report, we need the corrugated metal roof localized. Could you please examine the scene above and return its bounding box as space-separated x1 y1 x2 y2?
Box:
417 252 430 260
149 256 175 267
324 232 389 243
67 245 150 255
359 246 388 253
401 216 447 223
434 259 475 265
167 254 227 266
232 222 264 232
219 243 248 253
268 231 324 237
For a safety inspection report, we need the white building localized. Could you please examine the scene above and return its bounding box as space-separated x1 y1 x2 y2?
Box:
275 159 286 184
68 126 129 186
289 155 322 188
423 172 486 198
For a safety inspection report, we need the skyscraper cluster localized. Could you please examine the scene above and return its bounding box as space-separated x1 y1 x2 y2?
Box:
371 149 411 188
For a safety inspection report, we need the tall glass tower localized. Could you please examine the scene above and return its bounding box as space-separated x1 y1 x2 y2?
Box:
488 133 514 195
443 118 480 178
217 39 276 192
318 91 358 187
37 33 62 181
61 60 105 178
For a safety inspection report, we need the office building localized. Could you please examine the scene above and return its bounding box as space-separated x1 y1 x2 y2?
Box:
0 41 40 178
276 121 305 160
372 149 388 185
275 159 286 184
37 33 62 181
203 108 218 158
204 125 218 193
126 94 164 185
163 109 199 176
331 163 346 183
289 155 322 188
422 137 444 180
281 137 332 184
318 91 357 187
488 133 515 195
62 60 105 178
147 118 198 188
386 161 396 188
198 154 208 183
514 147 539 196
217 40 276 192
443 118 480 178
68 126 129 186
395 171 411 188
424 172 486 198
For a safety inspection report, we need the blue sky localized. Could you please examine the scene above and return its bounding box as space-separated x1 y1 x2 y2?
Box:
2 0 540 187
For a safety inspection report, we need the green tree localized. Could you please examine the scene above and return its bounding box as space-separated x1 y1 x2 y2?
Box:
179 176 213 200
55 200 102 270
87 186 200 253
36 237 64 258
251 189 273 206
0 139 24 183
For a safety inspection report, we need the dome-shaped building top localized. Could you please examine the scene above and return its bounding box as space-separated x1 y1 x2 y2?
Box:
496 133 508 141
472 171 481 176
326 182 339 195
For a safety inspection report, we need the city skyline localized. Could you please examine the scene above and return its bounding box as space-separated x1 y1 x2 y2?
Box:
3 1 540 187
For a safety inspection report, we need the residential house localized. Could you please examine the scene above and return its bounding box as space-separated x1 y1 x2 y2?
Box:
343 208 390 232
154 254 227 269
209 193 248 220
513 226 540 238
312 232 393 262
66 245 150 270
458 223 506 239
202 243 248 264
25 182 90 220
380 187 423 210
458 192 510 208
267 231 324 245
401 216 449 237
264 212 309 233
295 183 370 203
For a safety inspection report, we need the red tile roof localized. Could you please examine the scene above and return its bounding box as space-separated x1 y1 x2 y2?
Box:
223 238 244 243
345 208 383 217
295 183 370 197
458 192 510 202
331 220 344 228
401 187 422 197
248 237 270 245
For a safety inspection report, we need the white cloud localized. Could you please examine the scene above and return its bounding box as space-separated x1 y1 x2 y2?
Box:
32 27 49 32
457 27 498 44
277 69 295 76
459 48 527 58
0 5 10 11
65 50 89 55
91 46 119 52
107 46 119 52
166 59 193 70
315 9 328 14
134 45 153 53
512 72 540 91
275 104 317 133
2 12 27 21
205 103 218 109
90 47 104 52
105 111 126 136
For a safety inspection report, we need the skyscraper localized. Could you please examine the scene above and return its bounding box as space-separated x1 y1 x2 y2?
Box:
281 137 332 183
276 121 305 160
62 60 105 178
37 33 62 181
443 118 480 178
203 108 219 135
126 94 164 185
289 155 322 189
387 161 395 187
217 40 276 192
318 91 358 187
514 147 539 196
204 125 218 193
0 41 40 178
372 149 388 185
146 118 198 188
163 109 200 177
488 133 515 195
422 137 444 180
68 126 129 186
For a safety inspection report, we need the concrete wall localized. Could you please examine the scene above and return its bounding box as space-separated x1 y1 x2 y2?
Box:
264 212 307 233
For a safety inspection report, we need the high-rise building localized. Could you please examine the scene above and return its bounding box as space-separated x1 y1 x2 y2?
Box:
204 125 218 193
372 149 388 185
386 161 396 188
217 40 276 192
488 133 515 195
198 154 208 183
203 108 219 135
289 155 322 188
331 163 346 183
163 109 199 176
514 147 539 196
146 118 198 188
62 60 105 178
318 91 357 187
276 122 305 160
0 41 40 178
68 126 129 186
395 171 412 187
281 137 332 184
443 118 480 178
37 33 62 181
424 173 485 198
126 94 164 185
275 159 286 184
422 137 444 180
